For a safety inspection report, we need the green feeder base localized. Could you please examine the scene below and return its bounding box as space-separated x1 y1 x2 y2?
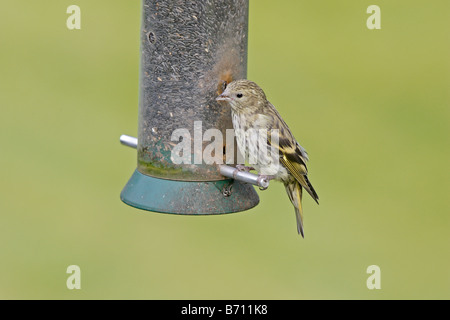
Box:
120 169 260 215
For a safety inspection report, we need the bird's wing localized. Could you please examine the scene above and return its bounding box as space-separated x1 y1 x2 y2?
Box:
266 102 319 203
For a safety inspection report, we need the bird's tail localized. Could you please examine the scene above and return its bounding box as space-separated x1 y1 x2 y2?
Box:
285 181 304 237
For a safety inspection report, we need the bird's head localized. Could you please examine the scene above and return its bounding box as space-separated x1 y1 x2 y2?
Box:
216 80 267 113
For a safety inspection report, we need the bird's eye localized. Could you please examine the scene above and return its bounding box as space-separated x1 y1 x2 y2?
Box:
236 93 243 98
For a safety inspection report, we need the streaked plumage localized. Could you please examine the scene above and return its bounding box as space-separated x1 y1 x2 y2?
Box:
216 80 319 237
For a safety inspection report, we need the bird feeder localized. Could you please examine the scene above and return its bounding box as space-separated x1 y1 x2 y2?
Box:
120 0 268 214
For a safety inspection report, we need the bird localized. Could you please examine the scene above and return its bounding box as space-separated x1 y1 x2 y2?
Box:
216 79 319 237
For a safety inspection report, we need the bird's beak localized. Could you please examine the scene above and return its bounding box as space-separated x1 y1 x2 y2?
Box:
216 93 231 102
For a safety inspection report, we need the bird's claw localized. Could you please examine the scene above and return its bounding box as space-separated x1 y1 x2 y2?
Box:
236 164 255 172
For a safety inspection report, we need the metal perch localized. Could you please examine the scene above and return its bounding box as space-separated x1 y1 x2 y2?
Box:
120 134 270 190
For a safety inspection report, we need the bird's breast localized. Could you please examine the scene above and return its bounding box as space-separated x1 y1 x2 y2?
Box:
231 111 288 180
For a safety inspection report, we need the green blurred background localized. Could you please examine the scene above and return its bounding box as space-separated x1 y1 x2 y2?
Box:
1 0 449 299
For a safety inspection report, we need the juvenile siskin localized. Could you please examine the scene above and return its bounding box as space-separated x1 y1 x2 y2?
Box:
216 80 319 237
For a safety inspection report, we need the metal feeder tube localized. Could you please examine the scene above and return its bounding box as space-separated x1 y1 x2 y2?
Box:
120 0 259 214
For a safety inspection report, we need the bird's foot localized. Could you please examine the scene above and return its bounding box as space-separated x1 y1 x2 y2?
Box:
236 164 255 172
